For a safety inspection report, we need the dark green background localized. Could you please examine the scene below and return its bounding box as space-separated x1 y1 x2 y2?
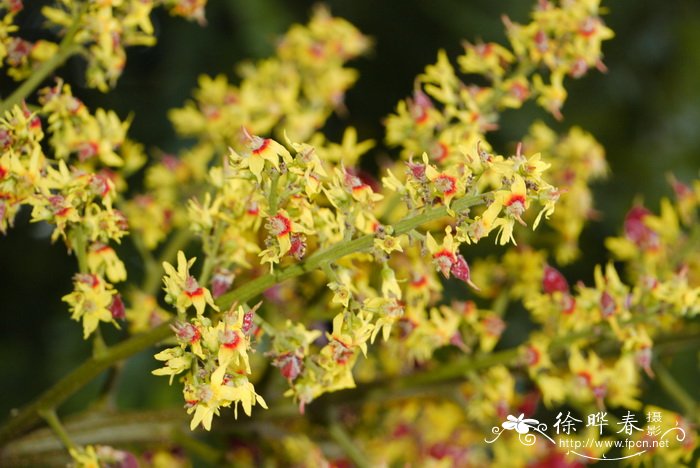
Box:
1 0 698 456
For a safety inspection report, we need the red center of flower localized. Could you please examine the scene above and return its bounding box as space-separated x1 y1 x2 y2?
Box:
433 174 457 196
524 346 541 366
246 201 259 216
251 137 270 155
509 82 529 101
184 276 203 298
268 213 292 237
433 250 456 278
505 193 526 208
600 290 616 317
410 275 428 288
221 329 241 349
431 142 449 163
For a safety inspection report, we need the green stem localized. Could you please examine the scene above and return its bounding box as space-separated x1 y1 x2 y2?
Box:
72 228 88 274
38 409 75 452
0 193 484 445
171 429 225 464
0 13 84 114
653 360 700 424
218 192 486 309
0 322 173 445
268 170 281 214
328 421 370 468
198 221 225 287
4 330 700 458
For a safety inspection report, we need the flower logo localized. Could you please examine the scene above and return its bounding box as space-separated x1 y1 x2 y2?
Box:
502 413 539 434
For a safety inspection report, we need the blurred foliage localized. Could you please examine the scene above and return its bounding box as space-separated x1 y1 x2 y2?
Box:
1 0 699 443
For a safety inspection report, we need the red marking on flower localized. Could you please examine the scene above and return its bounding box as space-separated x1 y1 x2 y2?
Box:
113 210 129 231
288 233 307 260
671 179 692 199
268 213 292 237
524 345 541 366
624 205 658 250
560 293 576 315
433 249 456 278
89 174 111 197
223 92 238 105
8 0 23 13
397 317 418 340
329 459 352 468
309 42 325 58
331 338 354 365
76 141 100 162
475 42 494 57
542 264 569 294
242 309 255 334
0 129 11 149
636 346 654 378
431 141 449 163
251 138 271 155
450 254 479 290
577 371 592 387
275 352 303 381
7 38 31 66
410 89 432 124
174 322 201 344
407 160 426 179
92 243 111 254
392 423 412 438
517 391 540 418
483 316 505 336
221 330 241 349
54 204 72 217
433 174 457 196
505 193 526 208
109 294 126 320
449 332 469 352
201 104 220 121
184 288 203 299
161 154 180 171
211 269 234 299
600 290 616 317
184 399 199 409
579 17 597 37
0 166 7 179
592 384 607 402
427 442 451 460
75 273 100 289
29 115 41 131
534 30 549 52
344 170 375 193
184 276 203 299
246 201 259 216
410 274 428 288
570 58 588 78
509 81 529 101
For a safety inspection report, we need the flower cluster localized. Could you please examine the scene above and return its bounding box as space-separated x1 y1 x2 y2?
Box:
169 6 370 146
1 1 699 467
153 265 267 430
0 97 129 337
385 0 613 159
41 0 206 91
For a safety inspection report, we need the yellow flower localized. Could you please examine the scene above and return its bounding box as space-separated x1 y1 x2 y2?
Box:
86 242 126 283
62 273 117 339
162 251 218 315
